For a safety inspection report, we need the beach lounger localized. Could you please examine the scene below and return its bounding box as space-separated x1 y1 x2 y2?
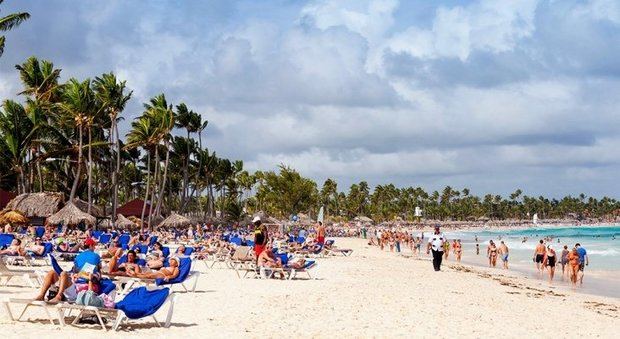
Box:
56 286 177 331
283 260 317 280
117 257 200 295
0 259 42 288
2 298 59 326
3 242 53 266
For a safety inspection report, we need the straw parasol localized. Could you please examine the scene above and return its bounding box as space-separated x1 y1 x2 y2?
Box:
6 192 64 217
158 212 191 228
0 210 29 224
46 202 96 227
116 214 137 229
72 198 105 218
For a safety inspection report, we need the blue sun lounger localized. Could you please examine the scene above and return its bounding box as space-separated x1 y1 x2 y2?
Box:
56 286 177 331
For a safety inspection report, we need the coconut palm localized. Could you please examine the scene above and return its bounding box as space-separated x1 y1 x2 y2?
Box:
57 78 99 202
0 100 33 193
93 72 132 224
0 0 30 57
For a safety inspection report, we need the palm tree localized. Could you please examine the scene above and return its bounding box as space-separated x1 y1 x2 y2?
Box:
93 73 132 225
57 79 97 201
0 100 33 193
0 0 30 57
126 115 156 224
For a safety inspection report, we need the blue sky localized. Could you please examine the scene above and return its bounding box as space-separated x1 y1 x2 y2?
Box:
1 0 619 197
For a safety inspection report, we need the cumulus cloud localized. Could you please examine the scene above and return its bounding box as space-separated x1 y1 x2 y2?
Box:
0 0 619 197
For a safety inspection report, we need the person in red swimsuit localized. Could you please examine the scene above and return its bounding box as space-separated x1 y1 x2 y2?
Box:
316 221 326 245
253 217 268 260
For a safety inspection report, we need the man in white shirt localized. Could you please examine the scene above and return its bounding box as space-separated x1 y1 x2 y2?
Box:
426 225 446 271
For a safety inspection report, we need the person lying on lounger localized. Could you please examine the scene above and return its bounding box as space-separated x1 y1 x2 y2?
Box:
101 240 122 259
147 242 166 269
25 238 46 256
108 249 141 276
0 239 25 256
257 247 282 268
287 257 306 269
126 256 180 281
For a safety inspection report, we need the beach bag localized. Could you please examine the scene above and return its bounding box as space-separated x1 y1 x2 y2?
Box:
76 290 104 308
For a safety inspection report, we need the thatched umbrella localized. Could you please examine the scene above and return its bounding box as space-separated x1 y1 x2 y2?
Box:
0 210 29 224
6 192 64 217
46 202 96 227
72 198 105 218
158 212 191 228
116 214 137 229
127 215 143 227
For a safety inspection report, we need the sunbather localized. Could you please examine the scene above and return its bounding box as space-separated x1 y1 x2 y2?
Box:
0 239 25 256
101 239 122 259
25 238 46 256
147 242 165 269
257 247 282 269
127 256 180 281
108 249 141 275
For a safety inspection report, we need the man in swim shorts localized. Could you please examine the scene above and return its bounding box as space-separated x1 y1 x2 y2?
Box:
533 239 546 272
498 241 509 269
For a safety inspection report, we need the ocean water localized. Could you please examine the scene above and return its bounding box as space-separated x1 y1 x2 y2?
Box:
449 225 619 270
441 225 620 298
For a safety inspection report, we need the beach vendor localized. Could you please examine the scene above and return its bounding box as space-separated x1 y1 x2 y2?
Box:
34 237 102 303
426 225 445 271
253 217 268 260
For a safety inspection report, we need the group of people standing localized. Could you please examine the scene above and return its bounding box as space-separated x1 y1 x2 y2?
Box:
533 240 588 285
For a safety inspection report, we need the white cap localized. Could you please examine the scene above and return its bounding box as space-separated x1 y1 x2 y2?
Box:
252 216 261 223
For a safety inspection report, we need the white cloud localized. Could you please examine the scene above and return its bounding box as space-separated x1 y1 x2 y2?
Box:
386 0 539 61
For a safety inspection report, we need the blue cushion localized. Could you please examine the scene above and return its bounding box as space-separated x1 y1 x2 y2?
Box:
35 227 45 238
115 287 169 319
0 233 15 248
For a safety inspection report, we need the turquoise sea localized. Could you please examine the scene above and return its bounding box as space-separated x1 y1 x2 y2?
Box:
451 225 619 270
444 225 620 298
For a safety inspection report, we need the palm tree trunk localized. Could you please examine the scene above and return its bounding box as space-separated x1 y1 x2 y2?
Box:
70 126 83 201
156 140 170 216
181 131 190 207
111 120 118 226
140 150 151 226
148 146 159 227
87 126 92 214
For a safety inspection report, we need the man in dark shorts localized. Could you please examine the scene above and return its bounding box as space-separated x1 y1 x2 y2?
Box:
533 239 546 272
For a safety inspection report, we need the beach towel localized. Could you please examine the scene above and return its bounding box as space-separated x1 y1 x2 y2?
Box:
115 287 170 319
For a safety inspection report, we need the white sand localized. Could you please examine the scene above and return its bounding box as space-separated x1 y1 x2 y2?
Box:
1 237 618 338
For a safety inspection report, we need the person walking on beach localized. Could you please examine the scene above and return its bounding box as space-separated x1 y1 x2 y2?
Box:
454 239 462 262
488 241 498 267
498 241 509 269
560 245 569 277
575 243 588 285
545 245 557 282
426 226 446 271
568 247 580 285
533 240 546 272
476 243 480 255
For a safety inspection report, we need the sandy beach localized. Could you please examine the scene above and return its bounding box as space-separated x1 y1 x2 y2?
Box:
1 237 618 338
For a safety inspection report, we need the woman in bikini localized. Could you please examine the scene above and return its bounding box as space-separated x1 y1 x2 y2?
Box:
567 247 580 285
128 257 180 281
454 239 462 262
489 242 498 267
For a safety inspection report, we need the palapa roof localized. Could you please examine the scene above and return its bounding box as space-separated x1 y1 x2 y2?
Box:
0 210 29 224
158 212 191 228
6 192 64 218
72 198 105 218
354 215 373 223
46 202 96 227
116 214 137 228
117 199 151 217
